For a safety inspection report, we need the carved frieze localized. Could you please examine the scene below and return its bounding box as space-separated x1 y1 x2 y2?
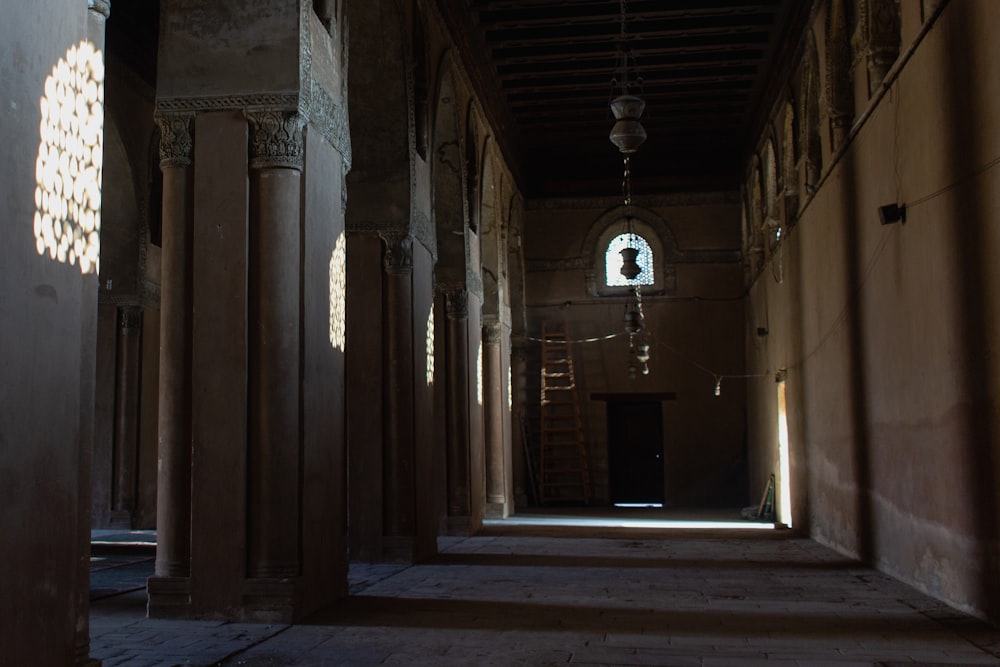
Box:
862 0 902 92
246 109 305 171
154 112 194 169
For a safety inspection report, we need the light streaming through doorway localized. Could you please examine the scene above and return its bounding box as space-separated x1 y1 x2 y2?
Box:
777 379 793 528
34 41 105 274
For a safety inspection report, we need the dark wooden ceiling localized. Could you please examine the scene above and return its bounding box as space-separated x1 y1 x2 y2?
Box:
448 0 811 198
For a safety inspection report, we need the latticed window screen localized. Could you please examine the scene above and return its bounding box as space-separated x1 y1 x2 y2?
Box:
605 233 654 287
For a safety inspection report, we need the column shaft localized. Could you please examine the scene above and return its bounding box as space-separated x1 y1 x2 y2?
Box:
445 290 471 531
112 307 142 522
382 234 415 543
483 319 506 516
155 158 193 578
248 167 302 578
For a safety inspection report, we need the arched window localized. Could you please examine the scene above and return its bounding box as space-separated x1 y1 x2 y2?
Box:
605 233 654 287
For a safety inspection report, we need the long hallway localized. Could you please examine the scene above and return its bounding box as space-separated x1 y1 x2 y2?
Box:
90 525 1000 666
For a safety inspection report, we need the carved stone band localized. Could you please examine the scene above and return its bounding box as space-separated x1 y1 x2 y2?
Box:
155 113 194 169
246 109 305 171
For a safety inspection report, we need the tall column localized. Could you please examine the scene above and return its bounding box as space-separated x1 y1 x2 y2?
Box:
445 288 472 533
483 318 508 517
152 111 194 583
246 109 303 578
382 232 416 555
111 306 142 527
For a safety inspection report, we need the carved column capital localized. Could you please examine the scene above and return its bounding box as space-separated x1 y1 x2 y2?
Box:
380 233 414 275
482 318 503 345
155 112 194 168
118 306 142 330
246 109 305 170
445 288 469 320
88 0 111 19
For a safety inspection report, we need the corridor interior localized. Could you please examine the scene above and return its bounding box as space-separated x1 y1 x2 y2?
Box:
89 516 1000 666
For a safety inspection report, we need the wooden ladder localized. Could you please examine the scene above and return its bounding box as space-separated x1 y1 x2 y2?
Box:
539 321 591 504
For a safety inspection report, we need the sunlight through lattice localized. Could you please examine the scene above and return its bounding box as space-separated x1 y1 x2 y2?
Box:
34 41 104 274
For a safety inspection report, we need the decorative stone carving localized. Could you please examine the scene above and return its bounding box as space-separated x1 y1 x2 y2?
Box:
381 233 414 275
157 94 300 114
411 210 435 261
155 113 194 169
826 0 855 151
861 0 901 93
118 306 142 330
246 109 305 171
304 77 352 164
445 289 469 320
88 0 111 18
482 319 503 345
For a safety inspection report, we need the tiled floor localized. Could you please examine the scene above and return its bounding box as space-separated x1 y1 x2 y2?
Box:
90 523 1000 666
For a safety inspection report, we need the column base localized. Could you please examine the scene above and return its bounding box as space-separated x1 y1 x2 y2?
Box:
484 500 510 520
242 578 298 623
380 536 415 563
447 516 472 536
146 576 191 618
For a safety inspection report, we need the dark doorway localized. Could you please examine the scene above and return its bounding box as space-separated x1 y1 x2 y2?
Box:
607 400 664 505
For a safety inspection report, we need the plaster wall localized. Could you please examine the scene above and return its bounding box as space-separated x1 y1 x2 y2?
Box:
746 0 1000 620
0 1 99 662
158 0 300 99
523 198 747 507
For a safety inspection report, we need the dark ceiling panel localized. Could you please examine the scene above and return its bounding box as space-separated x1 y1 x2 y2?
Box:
453 0 810 198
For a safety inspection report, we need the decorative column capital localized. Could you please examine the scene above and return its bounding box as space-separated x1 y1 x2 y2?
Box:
445 288 469 320
118 306 142 330
246 109 304 171
381 233 413 275
482 318 503 345
88 0 111 19
155 112 194 168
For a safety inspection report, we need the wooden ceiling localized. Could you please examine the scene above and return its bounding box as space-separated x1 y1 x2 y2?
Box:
447 0 811 198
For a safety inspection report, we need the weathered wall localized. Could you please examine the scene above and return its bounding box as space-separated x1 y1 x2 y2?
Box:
745 0 1000 620
523 195 747 507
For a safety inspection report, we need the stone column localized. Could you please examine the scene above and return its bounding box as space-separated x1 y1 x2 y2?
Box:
483 318 507 517
445 288 471 532
246 109 303 578
381 232 416 553
111 306 142 527
152 111 194 581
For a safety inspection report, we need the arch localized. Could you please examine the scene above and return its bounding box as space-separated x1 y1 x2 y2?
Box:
480 138 502 317
430 60 465 287
801 28 823 190
582 205 677 297
412 5 429 160
782 97 799 223
826 0 855 152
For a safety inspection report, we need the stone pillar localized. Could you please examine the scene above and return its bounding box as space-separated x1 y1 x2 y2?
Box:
382 232 416 555
151 112 194 585
111 306 142 527
245 109 303 578
483 317 508 517
445 288 472 532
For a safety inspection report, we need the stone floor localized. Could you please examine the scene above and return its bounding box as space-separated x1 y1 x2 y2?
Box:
90 517 1000 666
